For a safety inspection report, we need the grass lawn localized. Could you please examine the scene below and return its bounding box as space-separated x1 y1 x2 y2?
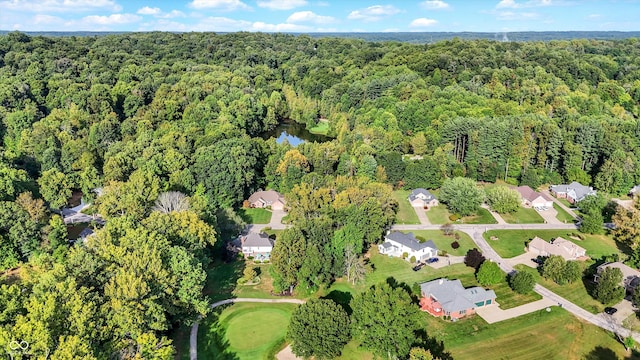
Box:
204 261 281 301
237 208 272 224
501 207 545 224
514 265 605 314
336 341 374 360
428 306 638 360
461 207 498 224
308 120 329 135
558 198 575 208
554 202 576 223
426 205 451 224
199 303 297 360
392 190 420 225
407 230 476 256
483 230 621 259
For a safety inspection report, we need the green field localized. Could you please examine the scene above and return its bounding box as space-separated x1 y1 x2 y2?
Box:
514 265 605 314
501 207 545 224
408 230 477 256
308 120 329 135
483 230 621 259
429 306 637 360
392 190 421 224
554 202 576 223
199 303 297 360
426 205 497 225
237 208 272 224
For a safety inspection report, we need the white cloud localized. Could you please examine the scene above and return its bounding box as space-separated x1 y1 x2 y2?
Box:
159 10 186 18
256 0 307 10
409 17 438 28
191 16 251 30
33 14 63 24
287 11 335 24
137 6 160 15
189 0 250 11
496 10 539 20
496 0 553 9
347 5 401 22
421 0 450 10
587 14 601 19
0 0 121 12
80 13 141 25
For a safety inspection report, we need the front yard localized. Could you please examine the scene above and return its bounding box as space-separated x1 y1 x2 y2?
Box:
554 202 576 223
237 208 272 224
392 190 421 224
426 205 497 224
407 230 476 256
500 207 545 224
483 230 621 259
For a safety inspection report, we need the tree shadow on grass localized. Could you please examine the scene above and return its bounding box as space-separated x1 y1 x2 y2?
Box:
584 346 621 360
204 260 244 302
199 306 240 360
322 290 353 315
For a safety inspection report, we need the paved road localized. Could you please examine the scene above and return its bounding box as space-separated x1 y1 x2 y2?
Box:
412 205 432 225
190 298 305 360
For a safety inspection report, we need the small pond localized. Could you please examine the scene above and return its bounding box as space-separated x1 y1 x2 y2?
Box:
260 119 331 146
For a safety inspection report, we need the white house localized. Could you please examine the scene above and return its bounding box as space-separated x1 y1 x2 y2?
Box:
550 182 596 204
378 231 438 262
408 188 439 209
528 237 586 261
241 232 274 260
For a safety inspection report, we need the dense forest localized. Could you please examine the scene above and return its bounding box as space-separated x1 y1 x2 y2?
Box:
1 31 640 358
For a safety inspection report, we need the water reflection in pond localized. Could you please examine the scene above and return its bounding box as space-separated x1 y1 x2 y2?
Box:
260 119 331 146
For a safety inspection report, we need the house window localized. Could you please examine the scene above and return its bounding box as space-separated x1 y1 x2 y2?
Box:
486 299 492 304
459 310 466 315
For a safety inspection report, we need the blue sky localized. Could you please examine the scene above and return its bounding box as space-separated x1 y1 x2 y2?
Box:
0 0 638 32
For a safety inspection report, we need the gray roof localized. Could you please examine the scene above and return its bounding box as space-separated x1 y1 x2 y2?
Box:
550 182 595 202
243 232 273 248
385 231 438 252
420 278 496 313
631 185 640 194
79 227 94 239
408 188 436 202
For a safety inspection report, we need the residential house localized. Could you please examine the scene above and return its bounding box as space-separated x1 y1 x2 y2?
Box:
595 262 640 295
549 182 596 204
419 278 496 319
630 185 640 197
527 236 587 261
408 188 439 209
78 227 95 242
513 186 554 209
247 190 286 211
378 231 438 262
241 232 274 260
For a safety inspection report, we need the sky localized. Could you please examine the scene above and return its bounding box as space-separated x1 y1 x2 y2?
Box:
0 0 639 33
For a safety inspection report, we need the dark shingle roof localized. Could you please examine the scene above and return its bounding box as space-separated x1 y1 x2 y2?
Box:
420 278 496 313
243 232 273 248
408 188 436 202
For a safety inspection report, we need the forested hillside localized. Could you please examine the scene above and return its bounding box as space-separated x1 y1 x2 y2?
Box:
1 31 640 358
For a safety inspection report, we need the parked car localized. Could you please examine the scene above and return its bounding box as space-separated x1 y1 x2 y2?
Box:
412 263 426 271
604 307 618 315
426 258 439 264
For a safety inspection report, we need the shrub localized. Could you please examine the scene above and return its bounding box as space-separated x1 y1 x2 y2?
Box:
247 256 254 260
476 261 502 286
451 241 460 249
410 256 416 263
464 248 485 270
237 278 247 285
402 252 409 259
509 271 535 294
449 214 460 221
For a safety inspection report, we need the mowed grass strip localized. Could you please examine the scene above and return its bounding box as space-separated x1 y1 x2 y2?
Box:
483 230 621 259
514 264 605 314
426 205 497 225
408 230 476 256
237 208 272 224
431 307 634 360
553 202 576 223
501 207 545 224
461 207 498 224
392 190 421 224
199 303 297 360
426 205 451 224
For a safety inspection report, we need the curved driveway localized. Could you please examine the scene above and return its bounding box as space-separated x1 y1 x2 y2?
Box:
190 298 305 360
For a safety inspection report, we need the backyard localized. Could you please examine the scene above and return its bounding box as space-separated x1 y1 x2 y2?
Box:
392 190 421 224
237 208 272 224
426 205 497 225
500 207 545 224
483 230 621 259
